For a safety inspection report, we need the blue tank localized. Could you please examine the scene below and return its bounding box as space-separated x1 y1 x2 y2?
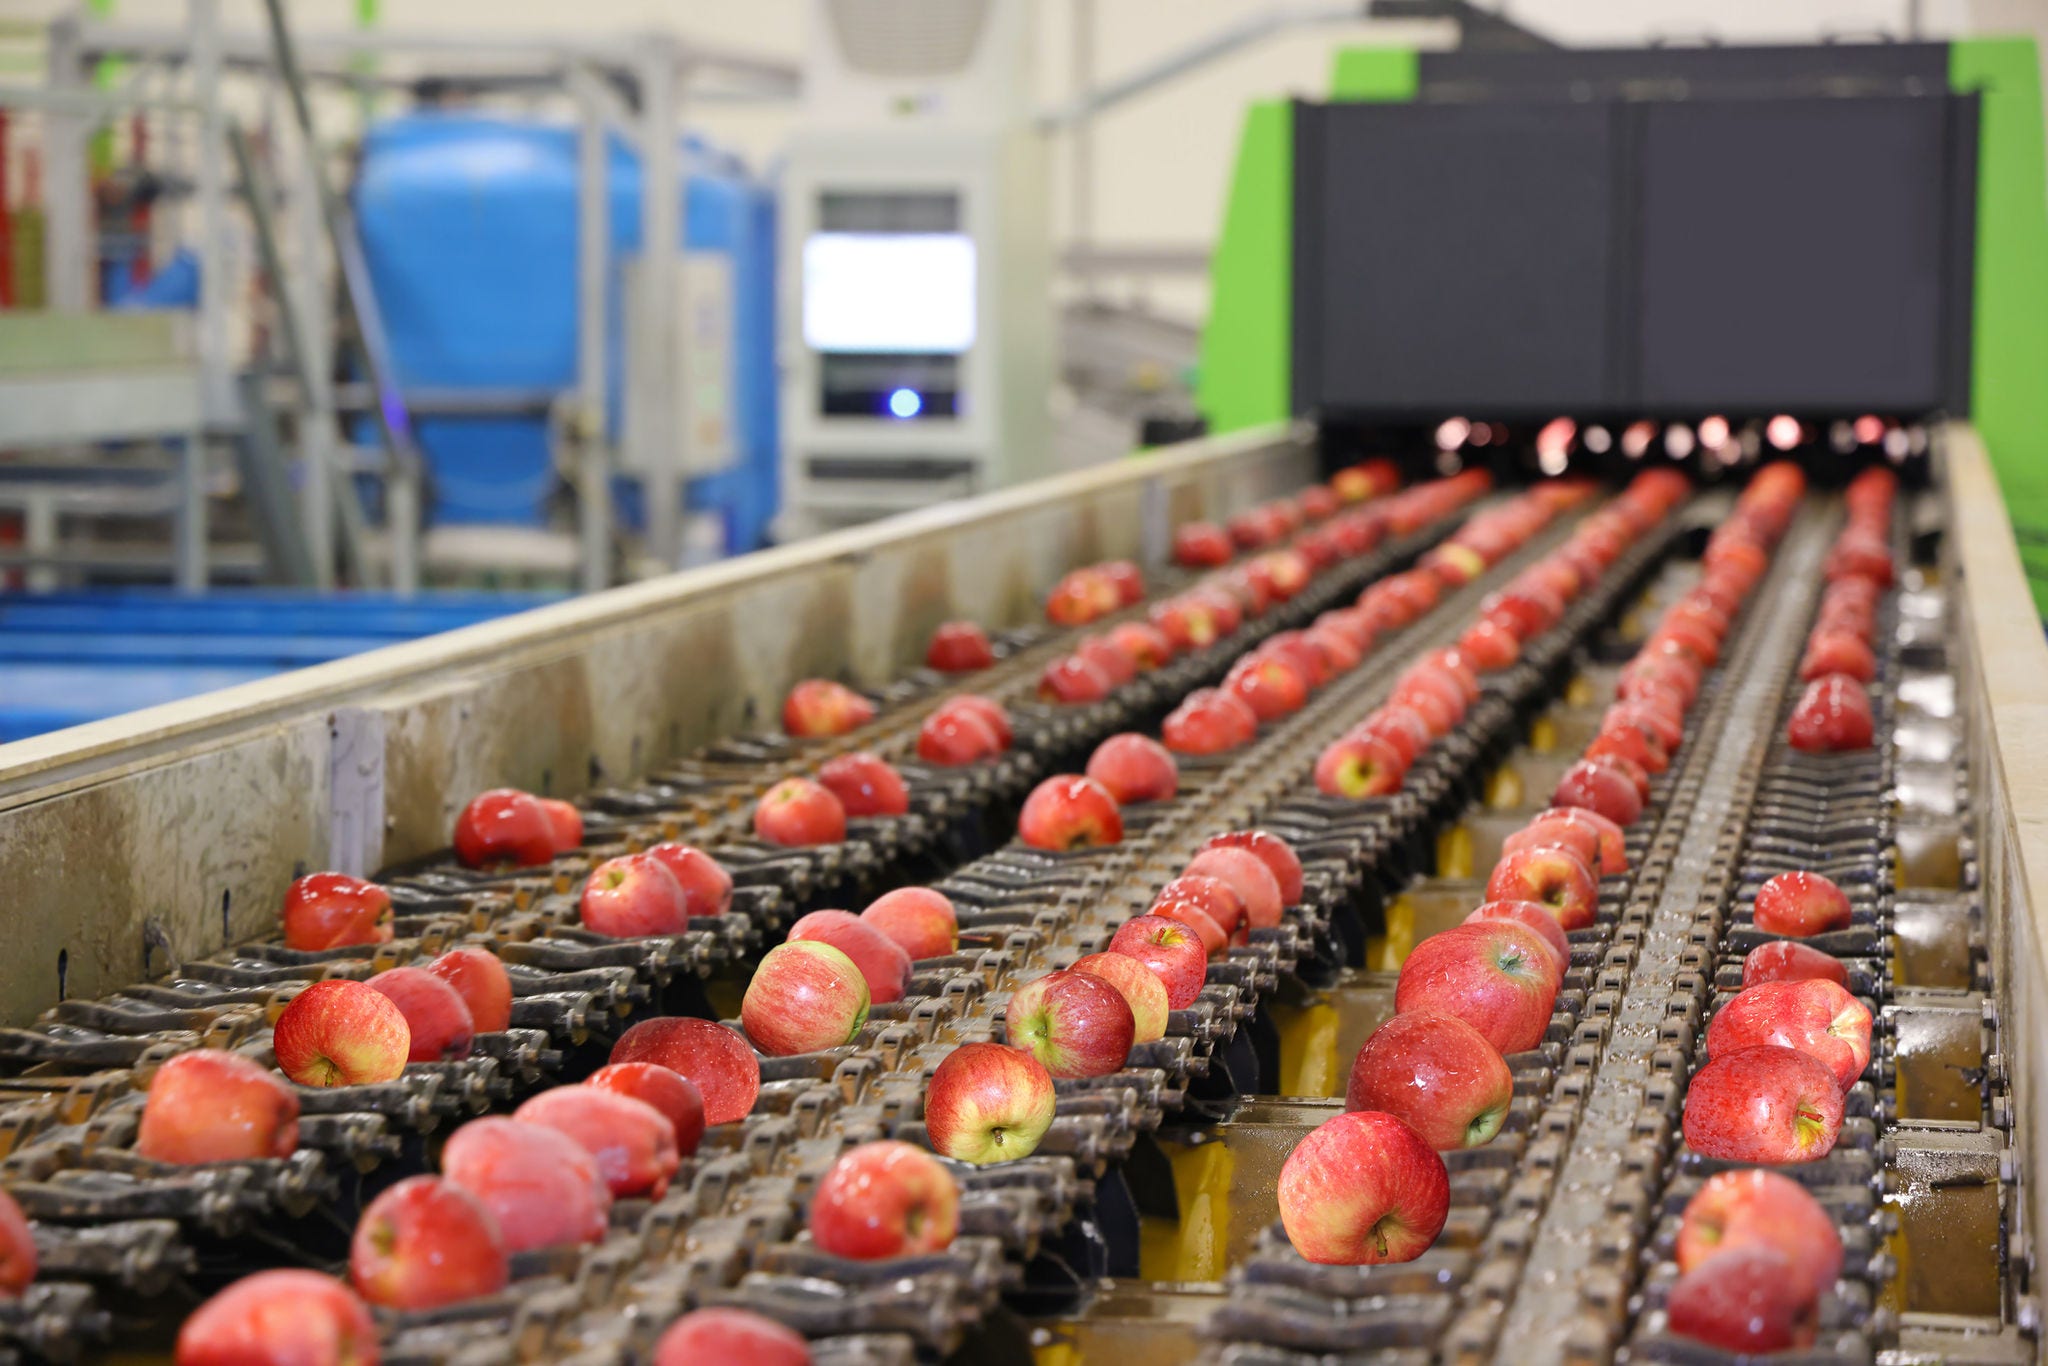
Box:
352 113 778 552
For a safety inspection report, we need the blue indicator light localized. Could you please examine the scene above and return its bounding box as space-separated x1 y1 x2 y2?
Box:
887 388 923 419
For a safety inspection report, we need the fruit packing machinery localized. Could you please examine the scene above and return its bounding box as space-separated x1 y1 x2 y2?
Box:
0 423 2033 1366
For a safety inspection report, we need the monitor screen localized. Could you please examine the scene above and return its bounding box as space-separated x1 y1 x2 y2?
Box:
802 232 977 354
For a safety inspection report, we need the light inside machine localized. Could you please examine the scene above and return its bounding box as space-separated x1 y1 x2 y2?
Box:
887 388 923 419
803 232 978 354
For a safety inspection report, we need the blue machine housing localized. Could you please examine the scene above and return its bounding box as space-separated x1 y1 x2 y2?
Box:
353 113 779 553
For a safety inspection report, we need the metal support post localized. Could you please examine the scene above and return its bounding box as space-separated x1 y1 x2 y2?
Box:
639 38 682 571
22 492 58 594
282 116 339 586
42 15 93 311
1071 0 1096 300
175 429 208 591
572 64 613 593
190 0 233 426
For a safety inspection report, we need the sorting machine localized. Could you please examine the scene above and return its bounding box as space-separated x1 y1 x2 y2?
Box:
0 36 2045 1366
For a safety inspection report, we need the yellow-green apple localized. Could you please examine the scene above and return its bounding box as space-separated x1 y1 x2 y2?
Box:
427 946 513 1034
654 1309 811 1366
1107 915 1208 1009
513 1085 681 1199
808 1140 960 1259
1161 688 1258 755
1464 900 1569 974
453 788 557 868
1085 733 1179 804
587 1062 705 1157
1742 940 1849 989
1753 870 1853 937
1666 1247 1819 1353
817 751 910 818
1705 979 1872 1091
279 873 392 952
926 620 994 672
1485 846 1599 931
1682 1045 1845 1162
609 1017 760 1126
367 966 476 1063
925 1042 1056 1164
1676 1168 1843 1299
349 1175 507 1310
788 910 913 1004
753 777 847 846
1277 1111 1449 1264
860 887 958 961
175 1271 374 1366
1551 758 1644 827
1345 1012 1513 1150
1183 846 1283 927
272 979 410 1087
1314 734 1408 798
137 1049 299 1163
1069 953 1170 1043
1017 775 1123 850
781 678 875 737
1005 969 1135 1077
579 852 689 939
1394 922 1559 1054
440 1116 610 1252
741 941 870 1056
1200 830 1304 906
644 842 733 917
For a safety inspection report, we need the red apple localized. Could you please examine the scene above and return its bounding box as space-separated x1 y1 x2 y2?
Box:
643 842 733 918
538 798 583 853
817 750 911 818
1069 952 1170 1043
272 979 411 1087
1161 687 1258 755
1150 597 1221 652
788 909 914 1004
175 1271 375 1366
1183 846 1285 927
741 941 871 1056
1303 623 1364 675
280 873 393 953
1199 830 1304 906
925 1041 1057 1164
781 678 875 738
1682 1045 1845 1162
1586 723 1668 775
1005 969 1136 1078
1753 870 1853 937
137 1049 299 1164
1047 567 1121 625
1174 521 1234 567
1352 707 1433 766
1425 543 1486 589
1676 1168 1843 1299
350 1176 508 1310
916 706 1002 765
587 1062 706 1157
1017 775 1124 851
1394 922 1558 1054
753 777 847 846
861 887 958 960
938 693 1012 749
1108 915 1209 1009
579 852 690 939
1277 1111 1449 1265
1152 874 1247 937
1148 894 1228 955
1345 1012 1514 1150
367 966 476 1063
1552 758 1645 827
1076 634 1140 686
1314 733 1408 798
1666 1247 1819 1353
1262 632 1333 688
1038 655 1115 704
426 947 513 1034
1085 733 1179 804
1226 655 1310 721
514 1084 681 1198
926 620 995 672
0 1191 31 1296
1742 940 1849 989
453 788 557 869
1108 621 1174 671
1827 533 1894 587
1603 701 1683 753
654 1309 810 1366
1485 846 1600 931
610 1017 761 1126
1389 682 1459 736
1499 817 1602 871
1706 978 1872 1091
1457 619 1520 672
1530 806 1628 876
1787 674 1875 752
809 1139 960 1260
1464 899 1570 974
440 1116 611 1252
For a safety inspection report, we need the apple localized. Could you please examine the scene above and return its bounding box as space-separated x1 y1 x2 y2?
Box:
1147 894 1227 954
1352 706 1433 766
367 966 476 1063
917 706 1002 765
1069 953 1170 1043
1457 619 1520 672
1394 922 1558 1054
1161 687 1258 754
1586 724 1668 775
1331 465 1378 503
440 1116 611 1252
644 842 734 918
939 693 1012 747
1620 654 1700 707
1530 806 1628 876
788 910 914 1004
925 1041 1057 1164
781 678 875 738
1388 682 1459 736
1827 533 1894 587
808 1139 960 1260
1682 1045 1845 1162
1183 846 1284 926
1676 1168 1843 1299
1742 940 1849 989
1108 915 1209 1009
1420 650 1481 703
1150 597 1222 652
579 853 690 939
426 947 513 1034
741 941 871 1056
1076 634 1140 686
1226 655 1310 721
453 788 557 869
1650 618 1721 668
1787 674 1875 752
1603 701 1683 753
1315 607 1376 652
610 1017 761 1126
538 798 583 852
654 1309 811 1366
1464 899 1570 973
514 1084 681 1198
1005 969 1136 1077
1199 830 1304 905
926 620 995 672
1046 567 1120 625
1666 1247 1819 1353
1085 733 1179 804
272 979 411 1087
1262 633 1332 689
1108 621 1175 672
1017 775 1124 851
1303 622 1364 675
587 1062 705 1157
1486 846 1600 931
753 777 847 847
817 750 911 818
280 873 393 952
1753 870 1853 937
1152 874 1246 937
1425 543 1487 589
1706 979 1872 1091
1588 751 1652 803
175 1271 376 1366
861 887 958 961
1499 817 1602 871
137 1049 299 1164
1277 1111 1449 1264
1551 758 1645 827
1345 1011 1513 1150
1481 587 1562 642
1174 521 1234 567
1038 655 1115 704
349 1175 508 1310
1314 733 1408 798
0 1191 31 1296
